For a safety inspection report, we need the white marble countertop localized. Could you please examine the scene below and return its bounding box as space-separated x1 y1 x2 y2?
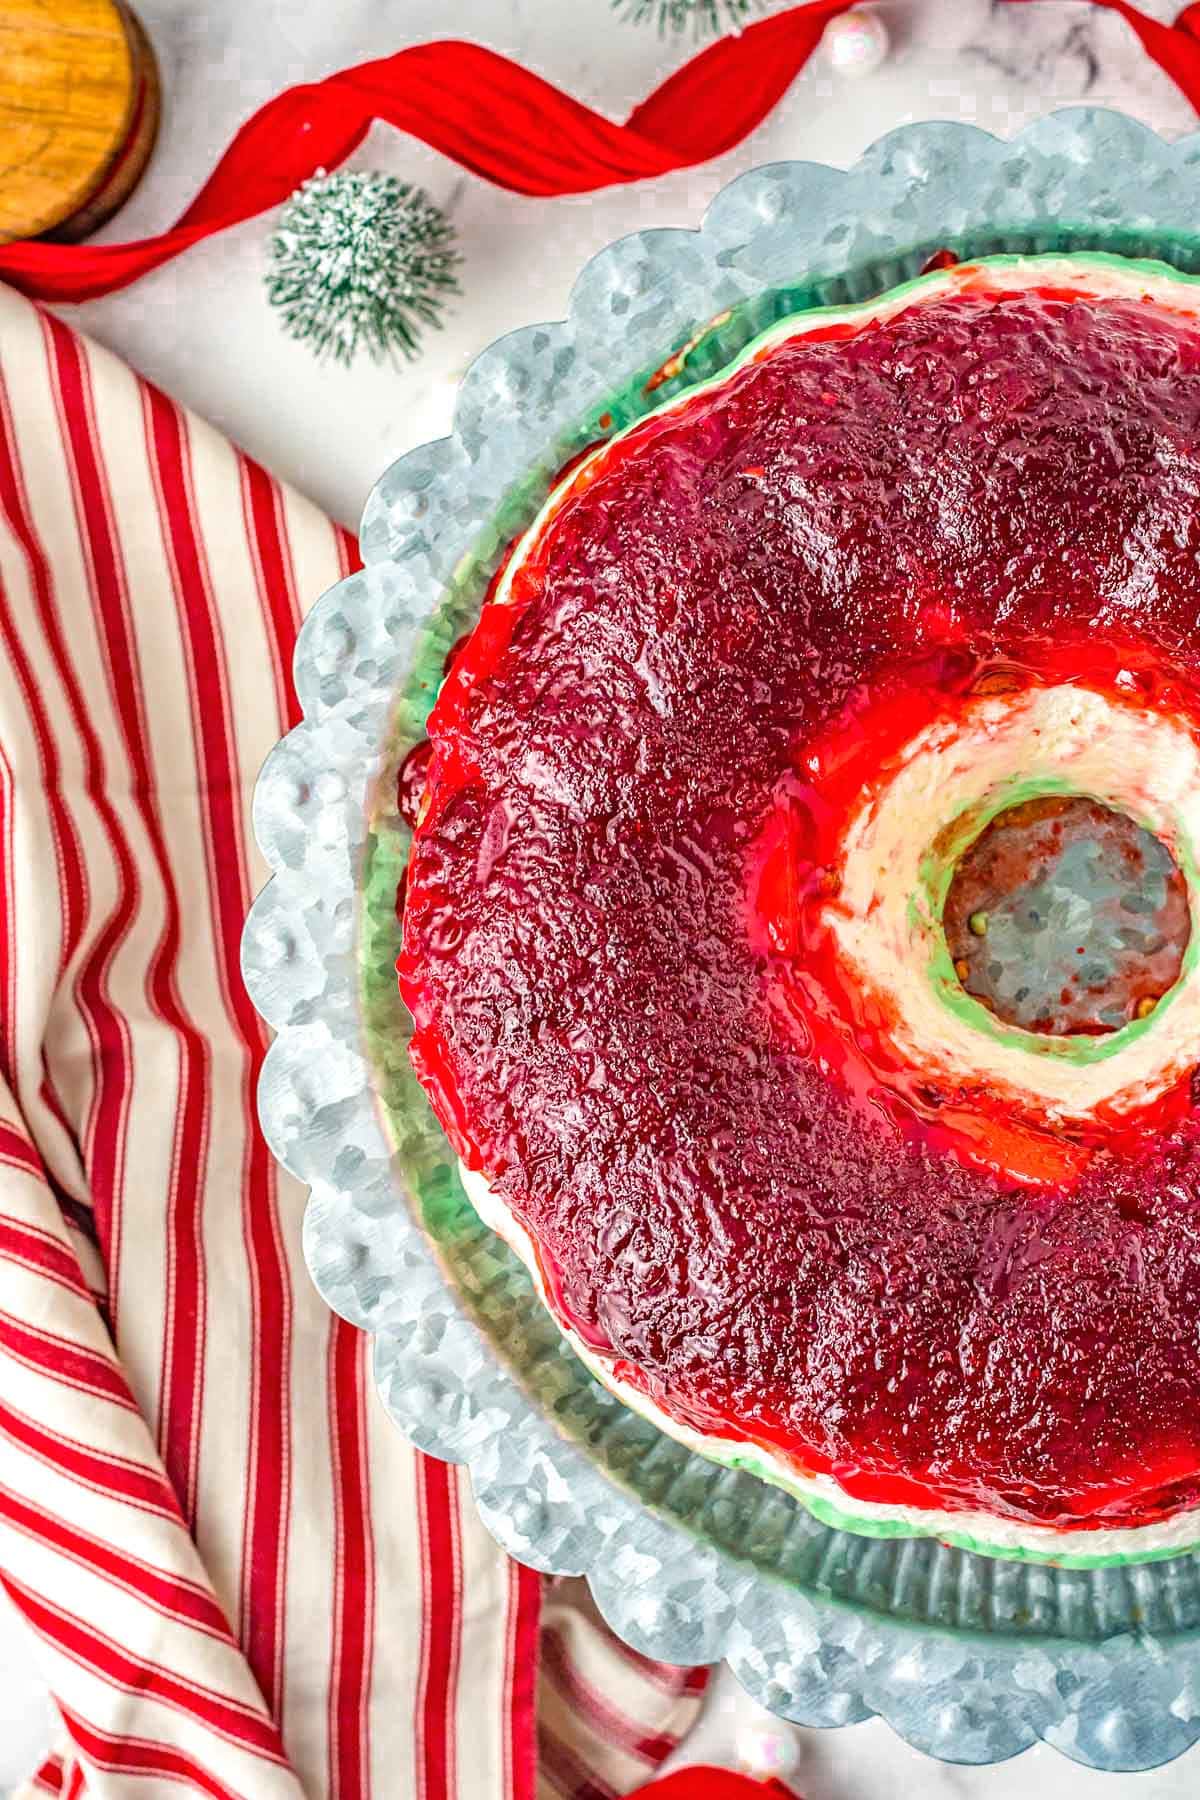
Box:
8 0 1200 1790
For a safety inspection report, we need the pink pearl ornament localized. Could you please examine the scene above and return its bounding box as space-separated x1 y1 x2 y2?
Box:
735 1713 803 1782
822 7 890 77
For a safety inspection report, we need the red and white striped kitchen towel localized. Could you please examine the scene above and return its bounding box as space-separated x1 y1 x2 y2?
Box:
0 278 707 1798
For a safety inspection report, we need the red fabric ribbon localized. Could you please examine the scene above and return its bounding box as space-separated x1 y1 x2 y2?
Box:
1 0 1199 306
628 1770 797 1798
0 4 847 303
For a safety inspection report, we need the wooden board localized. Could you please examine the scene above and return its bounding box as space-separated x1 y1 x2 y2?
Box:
0 0 159 244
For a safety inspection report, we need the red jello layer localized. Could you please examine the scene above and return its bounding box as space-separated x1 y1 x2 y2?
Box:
400 281 1200 1531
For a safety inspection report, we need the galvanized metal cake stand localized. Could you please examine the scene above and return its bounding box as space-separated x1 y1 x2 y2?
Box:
242 109 1200 1772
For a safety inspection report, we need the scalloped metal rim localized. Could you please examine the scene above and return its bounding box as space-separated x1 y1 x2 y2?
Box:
243 109 1200 1773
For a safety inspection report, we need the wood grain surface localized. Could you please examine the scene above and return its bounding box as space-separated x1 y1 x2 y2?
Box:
0 0 159 243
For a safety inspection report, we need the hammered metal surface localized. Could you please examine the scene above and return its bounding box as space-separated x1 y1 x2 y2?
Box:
944 798 1191 1034
243 111 1200 1771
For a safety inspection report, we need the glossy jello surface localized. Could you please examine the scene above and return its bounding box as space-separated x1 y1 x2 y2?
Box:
400 275 1200 1531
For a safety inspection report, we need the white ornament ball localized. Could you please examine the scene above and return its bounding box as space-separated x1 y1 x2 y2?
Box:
735 1715 803 1780
823 7 889 78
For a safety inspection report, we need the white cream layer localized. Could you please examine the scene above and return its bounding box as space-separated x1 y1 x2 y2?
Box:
831 683 1200 1123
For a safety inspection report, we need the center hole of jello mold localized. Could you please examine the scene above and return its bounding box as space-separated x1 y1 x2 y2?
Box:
943 796 1191 1036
